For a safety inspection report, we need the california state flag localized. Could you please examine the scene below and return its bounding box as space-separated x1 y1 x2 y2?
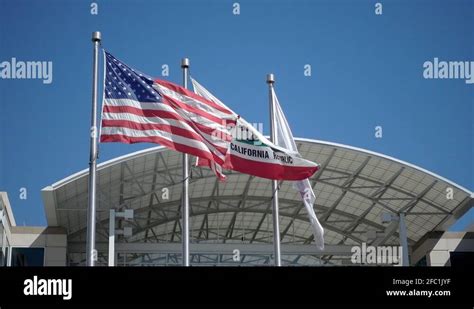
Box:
191 78 319 181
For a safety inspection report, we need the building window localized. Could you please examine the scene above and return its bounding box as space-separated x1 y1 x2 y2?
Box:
3 247 8 266
414 255 427 267
11 248 44 266
1 247 6 267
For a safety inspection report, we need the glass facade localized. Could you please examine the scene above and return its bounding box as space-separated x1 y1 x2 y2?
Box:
11 248 44 267
1 203 46 267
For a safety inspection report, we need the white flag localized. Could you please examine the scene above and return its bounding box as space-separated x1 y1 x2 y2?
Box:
272 88 325 250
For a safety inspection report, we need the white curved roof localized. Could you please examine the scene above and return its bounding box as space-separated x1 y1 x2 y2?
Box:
41 138 473 265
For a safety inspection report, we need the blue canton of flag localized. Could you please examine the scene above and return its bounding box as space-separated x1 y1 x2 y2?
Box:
104 51 161 103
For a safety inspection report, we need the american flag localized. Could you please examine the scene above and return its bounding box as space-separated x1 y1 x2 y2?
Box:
100 51 319 182
100 51 235 179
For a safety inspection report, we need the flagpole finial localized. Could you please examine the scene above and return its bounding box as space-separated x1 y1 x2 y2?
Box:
92 31 101 42
266 73 275 84
181 58 190 68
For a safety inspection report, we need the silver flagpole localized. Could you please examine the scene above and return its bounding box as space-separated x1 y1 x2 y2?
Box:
86 31 101 266
181 58 190 266
267 73 281 266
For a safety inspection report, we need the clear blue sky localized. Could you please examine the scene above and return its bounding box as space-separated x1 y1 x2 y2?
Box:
0 0 472 230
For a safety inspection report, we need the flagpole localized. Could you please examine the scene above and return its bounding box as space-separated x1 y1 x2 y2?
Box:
86 31 101 266
181 58 190 266
267 73 281 266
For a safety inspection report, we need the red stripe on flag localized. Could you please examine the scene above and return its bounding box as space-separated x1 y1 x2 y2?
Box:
100 134 225 165
154 79 234 115
223 155 319 181
101 119 228 154
160 94 226 125
102 105 233 142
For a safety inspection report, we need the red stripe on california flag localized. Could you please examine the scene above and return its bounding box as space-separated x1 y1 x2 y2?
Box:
154 79 233 115
224 154 319 181
101 119 228 154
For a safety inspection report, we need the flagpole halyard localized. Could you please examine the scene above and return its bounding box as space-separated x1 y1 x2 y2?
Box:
267 73 282 266
181 58 190 266
86 31 101 266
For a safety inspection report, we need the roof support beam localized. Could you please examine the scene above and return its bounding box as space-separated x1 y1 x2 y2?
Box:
145 154 161 243
343 167 405 234
68 195 388 240
223 175 254 243
69 242 356 256
320 156 372 222
399 180 439 213
197 178 219 240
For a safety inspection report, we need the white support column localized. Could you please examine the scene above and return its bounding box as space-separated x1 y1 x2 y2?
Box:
108 209 115 266
399 212 410 266
7 244 12 267
108 209 133 267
